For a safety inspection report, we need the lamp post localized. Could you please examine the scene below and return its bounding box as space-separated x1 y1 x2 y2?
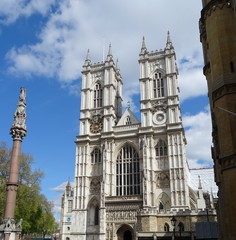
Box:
171 216 177 240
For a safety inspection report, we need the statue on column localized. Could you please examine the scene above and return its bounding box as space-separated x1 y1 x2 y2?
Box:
0 88 27 240
10 87 27 141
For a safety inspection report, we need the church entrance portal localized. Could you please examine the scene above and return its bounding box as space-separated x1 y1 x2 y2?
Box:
117 225 133 240
124 230 132 240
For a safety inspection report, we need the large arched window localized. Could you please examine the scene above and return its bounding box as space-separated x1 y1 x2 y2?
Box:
116 145 140 196
94 83 103 108
153 72 164 98
91 148 102 163
155 139 168 157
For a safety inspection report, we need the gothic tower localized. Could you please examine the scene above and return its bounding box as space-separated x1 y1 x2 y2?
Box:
139 34 190 210
200 1 236 239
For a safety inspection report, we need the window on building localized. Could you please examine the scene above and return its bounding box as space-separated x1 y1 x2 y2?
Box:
94 206 99 225
68 200 72 213
116 145 140 196
159 202 164 210
87 200 99 226
178 222 185 232
94 83 103 108
164 223 170 232
91 148 102 163
153 72 164 98
125 116 131 125
155 139 167 157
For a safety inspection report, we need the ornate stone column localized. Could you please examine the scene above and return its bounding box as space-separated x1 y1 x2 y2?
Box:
0 88 27 240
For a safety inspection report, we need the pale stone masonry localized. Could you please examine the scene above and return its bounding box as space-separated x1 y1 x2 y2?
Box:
60 35 217 240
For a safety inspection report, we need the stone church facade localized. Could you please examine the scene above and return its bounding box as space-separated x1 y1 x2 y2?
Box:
60 34 217 240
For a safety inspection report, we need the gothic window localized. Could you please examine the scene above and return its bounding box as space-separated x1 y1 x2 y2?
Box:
178 222 185 232
87 201 99 226
153 72 164 98
155 139 168 157
157 193 171 210
116 145 140 196
93 83 103 108
68 200 72 213
91 148 102 163
125 116 131 125
164 223 170 232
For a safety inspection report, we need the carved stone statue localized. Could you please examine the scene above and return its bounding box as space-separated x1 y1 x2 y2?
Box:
10 87 27 140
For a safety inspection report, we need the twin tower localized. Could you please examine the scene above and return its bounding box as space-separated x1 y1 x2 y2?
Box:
60 34 214 240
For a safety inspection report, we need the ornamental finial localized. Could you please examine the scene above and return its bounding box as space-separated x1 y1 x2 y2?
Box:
140 36 147 55
165 31 173 49
127 101 130 109
10 87 27 141
106 43 113 61
198 175 202 189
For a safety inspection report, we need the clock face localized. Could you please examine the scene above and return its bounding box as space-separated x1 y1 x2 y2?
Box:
90 122 103 133
153 111 166 125
67 217 71 222
156 113 164 122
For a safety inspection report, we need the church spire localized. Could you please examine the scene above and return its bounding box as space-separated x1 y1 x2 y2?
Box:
140 36 147 55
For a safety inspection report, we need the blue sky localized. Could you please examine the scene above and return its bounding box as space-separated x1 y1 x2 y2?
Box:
0 0 213 218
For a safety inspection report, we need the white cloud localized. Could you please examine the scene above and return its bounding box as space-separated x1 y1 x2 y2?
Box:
5 0 205 102
50 181 74 192
182 106 213 168
178 54 208 102
50 181 74 221
0 0 56 25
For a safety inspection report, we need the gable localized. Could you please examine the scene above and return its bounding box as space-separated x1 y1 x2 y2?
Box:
117 108 140 126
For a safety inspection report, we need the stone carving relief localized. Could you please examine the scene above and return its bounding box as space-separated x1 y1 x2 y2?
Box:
106 210 136 221
0 218 22 232
95 72 102 81
90 177 101 194
151 100 167 113
150 60 163 73
156 172 170 188
90 110 103 123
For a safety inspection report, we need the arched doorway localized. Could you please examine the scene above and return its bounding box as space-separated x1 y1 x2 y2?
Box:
117 225 134 240
124 230 132 240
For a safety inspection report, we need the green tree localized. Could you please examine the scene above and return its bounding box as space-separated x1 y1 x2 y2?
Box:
0 142 57 237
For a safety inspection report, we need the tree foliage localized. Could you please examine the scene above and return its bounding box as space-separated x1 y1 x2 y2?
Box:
0 142 57 236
